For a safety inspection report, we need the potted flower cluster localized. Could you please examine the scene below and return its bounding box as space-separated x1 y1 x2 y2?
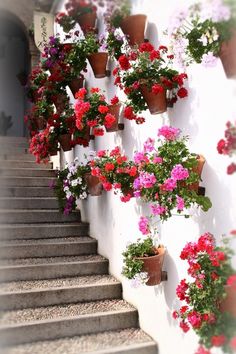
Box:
89 146 138 201
104 0 147 46
29 128 57 163
41 35 87 96
47 106 76 151
53 159 90 214
56 0 97 33
26 66 48 103
28 99 54 131
114 42 188 117
217 120 236 175
133 126 212 222
122 229 166 286
173 232 236 354
82 32 108 78
74 87 121 137
167 0 236 77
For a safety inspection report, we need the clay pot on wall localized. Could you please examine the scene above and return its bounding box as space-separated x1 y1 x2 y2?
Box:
189 155 206 192
84 173 103 196
106 104 124 132
140 85 167 114
220 285 236 318
77 11 97 34
68 76 84 98
120 14 147 46
136 246 166 286
35 117 47 130
219 29 236 79
58 133 72 152
88 53 108 78
51 94 69 113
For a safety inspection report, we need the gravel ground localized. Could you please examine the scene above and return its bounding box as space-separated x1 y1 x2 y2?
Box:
0 299 134 325
0 236 93 245
0 254 106 266
1 328 153 354
0 275 119 293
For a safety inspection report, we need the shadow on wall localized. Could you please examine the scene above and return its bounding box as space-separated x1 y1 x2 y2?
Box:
194 164 235 240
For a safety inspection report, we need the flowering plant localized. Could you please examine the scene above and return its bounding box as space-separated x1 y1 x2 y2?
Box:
113 42 188 117
53 159 90 214
173 232 236 354
217 120 236 175
29 128 56 163
104 0 131 28
47 106 76 136
41 36 87 82
122 236 160 285
133 126 212 222
74 87 117 137
167 0 235 67
56 0 97 32
26 66 48 102
89 146 138 202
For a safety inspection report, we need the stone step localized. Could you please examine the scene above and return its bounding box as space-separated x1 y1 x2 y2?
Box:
0 197 59 209
0 177 55 187
0 147 29 154
0 136 29 144
0 236 97 258
0 300 138 346
0 169 56 177
0 328 157 354
0 187 55 197
0 222 89 239
0 275 121 310
0 255 108 282
0 160 52 169
0 154 35 161
0 209 80 224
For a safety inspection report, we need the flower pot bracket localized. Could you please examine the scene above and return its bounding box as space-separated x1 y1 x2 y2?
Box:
161 271 168 282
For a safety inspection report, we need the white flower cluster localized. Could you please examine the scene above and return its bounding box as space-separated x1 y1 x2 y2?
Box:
63 159 88 202
130 272 149 288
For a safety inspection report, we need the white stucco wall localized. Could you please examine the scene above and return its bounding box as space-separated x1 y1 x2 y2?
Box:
56 1 236 353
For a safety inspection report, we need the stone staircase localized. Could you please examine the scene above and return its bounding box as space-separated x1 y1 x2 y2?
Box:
0 137 157 354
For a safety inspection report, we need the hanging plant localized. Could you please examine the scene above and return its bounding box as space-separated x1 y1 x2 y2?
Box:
173 232 236 354
133 125 212 223
167 0 236 77
113 42 188 118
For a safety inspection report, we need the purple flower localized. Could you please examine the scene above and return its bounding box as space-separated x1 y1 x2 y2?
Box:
171 164 189 181
143 138 155 153
176 196 185 211
138 216 149 235
50 47 58 56
162 178 177 191
150 204 167 216
139 172 157 189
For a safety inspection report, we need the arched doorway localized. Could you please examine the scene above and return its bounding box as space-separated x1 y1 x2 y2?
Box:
0 11 30 137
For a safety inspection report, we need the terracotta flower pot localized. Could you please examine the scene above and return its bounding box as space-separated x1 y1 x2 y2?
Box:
140 85 167 114
77 11 97 33
219 28 236 79
68 77 84 98
51 93 68 113
120 14 147 46
136 246 166 286
188 155 206 192
105 104 124 132
35 117 46 130
84 173 103 196
58 133 72 152
220 285 236 318
88 52 108 78
49 149 58 156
